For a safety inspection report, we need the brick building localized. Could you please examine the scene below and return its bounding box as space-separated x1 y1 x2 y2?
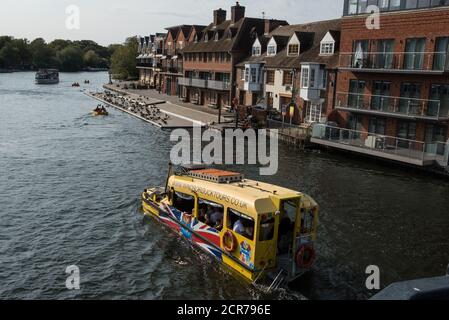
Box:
137 33 166 88
160 25 198 96
236 19 341 124
312 0 449 169
179 2 287 111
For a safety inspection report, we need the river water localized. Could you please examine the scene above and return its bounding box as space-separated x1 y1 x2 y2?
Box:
0 72 448 300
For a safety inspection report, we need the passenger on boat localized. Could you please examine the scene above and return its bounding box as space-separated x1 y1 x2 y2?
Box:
198 205 208 223
233 219 245 235
278 217 293 254
206 208 223 230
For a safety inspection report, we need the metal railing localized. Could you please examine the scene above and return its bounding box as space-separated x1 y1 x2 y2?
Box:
267 119 311 139
207 80 231 90
178 77 230 90
335 92 449 120
339 52 449 72
311 124 448 164
191 78 207 88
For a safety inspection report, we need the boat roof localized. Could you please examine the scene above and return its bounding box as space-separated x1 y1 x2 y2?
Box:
38 69 59 72
168 170 317 217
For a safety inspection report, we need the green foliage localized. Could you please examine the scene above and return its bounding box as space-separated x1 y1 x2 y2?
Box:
57 45 84 72
109 37 139 80
83 50 100 68
29 38 58 69
0 35 123 72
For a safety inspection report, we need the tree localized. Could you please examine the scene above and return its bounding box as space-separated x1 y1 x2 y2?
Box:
0 43 20 69
109 37 138 80
83 50 100 68
48 39 72 52
12 38 32 69
57 45 84 72
29 38 57 69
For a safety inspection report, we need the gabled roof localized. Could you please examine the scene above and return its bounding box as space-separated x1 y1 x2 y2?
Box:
182 17 267 53
188 25 207 40
237 18 341 69
270 35 290 47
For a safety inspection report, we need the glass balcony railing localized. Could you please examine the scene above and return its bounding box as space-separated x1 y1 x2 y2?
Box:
178 77 230 90
335 92 449 120
311 124 448 166
339 52 449 72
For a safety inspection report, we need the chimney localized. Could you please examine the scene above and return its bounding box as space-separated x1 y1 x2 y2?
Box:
231 2 245 23
214 8 227 26
264 19 288 36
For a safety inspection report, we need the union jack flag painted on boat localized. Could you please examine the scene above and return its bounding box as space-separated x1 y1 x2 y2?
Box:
158 203 223 260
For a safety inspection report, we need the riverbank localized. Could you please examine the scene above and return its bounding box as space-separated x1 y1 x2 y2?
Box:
94 82 449 178
99 83 235 129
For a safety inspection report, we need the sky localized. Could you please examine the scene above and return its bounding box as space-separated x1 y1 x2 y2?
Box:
0 0 344 46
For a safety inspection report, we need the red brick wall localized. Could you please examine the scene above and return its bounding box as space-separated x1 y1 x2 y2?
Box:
340 8 449 53
184 56 232 73
335 8 449 140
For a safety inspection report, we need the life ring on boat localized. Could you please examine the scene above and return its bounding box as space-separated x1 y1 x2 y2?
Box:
295 245 316 269
223 231 237 253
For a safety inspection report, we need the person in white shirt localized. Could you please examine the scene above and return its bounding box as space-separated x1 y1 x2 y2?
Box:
233 219 245 235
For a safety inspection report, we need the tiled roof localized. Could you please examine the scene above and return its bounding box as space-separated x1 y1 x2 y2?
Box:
182 17 269 53
237 18 341 69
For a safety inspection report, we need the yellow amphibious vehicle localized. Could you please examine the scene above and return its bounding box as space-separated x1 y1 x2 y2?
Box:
142 164 318 288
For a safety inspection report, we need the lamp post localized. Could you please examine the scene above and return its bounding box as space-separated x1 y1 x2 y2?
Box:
289 68 299 125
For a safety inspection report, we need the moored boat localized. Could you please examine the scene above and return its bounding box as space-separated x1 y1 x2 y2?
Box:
142 164 319 288
35 69 59 85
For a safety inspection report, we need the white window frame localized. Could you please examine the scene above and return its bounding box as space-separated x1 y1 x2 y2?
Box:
301 67 309 88
250 68 257 83
320 42 335 55
267 45 277 56
288 44 300 56
252 45 261 56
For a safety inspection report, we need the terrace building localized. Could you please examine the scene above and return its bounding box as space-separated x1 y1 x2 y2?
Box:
312 0 449 169
137 33 166 88
179 2 288 110
236 19 341 124
160 25 198 96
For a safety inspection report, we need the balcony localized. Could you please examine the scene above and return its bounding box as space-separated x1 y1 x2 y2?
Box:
339 52 449 74
244 82 261 92
335 92 449 121
208 80 231 91
137 62 154 68
311 124 449 167
178 78 230 90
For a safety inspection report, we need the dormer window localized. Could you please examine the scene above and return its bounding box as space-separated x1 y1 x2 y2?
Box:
252 45 261 56
205 33 209 42
194 34 198 43
288 44 299 56
320 42 334 55
214 32 219 41
320 31 337 55
267 45 277 56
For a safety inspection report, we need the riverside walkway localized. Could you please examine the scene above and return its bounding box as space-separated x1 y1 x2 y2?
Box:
102 83 234 127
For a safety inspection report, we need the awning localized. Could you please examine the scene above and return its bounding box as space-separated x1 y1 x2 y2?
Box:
161 56 167 60
171 55 178 60
137 54 143 59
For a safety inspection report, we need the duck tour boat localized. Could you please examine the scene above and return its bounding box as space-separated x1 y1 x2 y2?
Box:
142 164 318 289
